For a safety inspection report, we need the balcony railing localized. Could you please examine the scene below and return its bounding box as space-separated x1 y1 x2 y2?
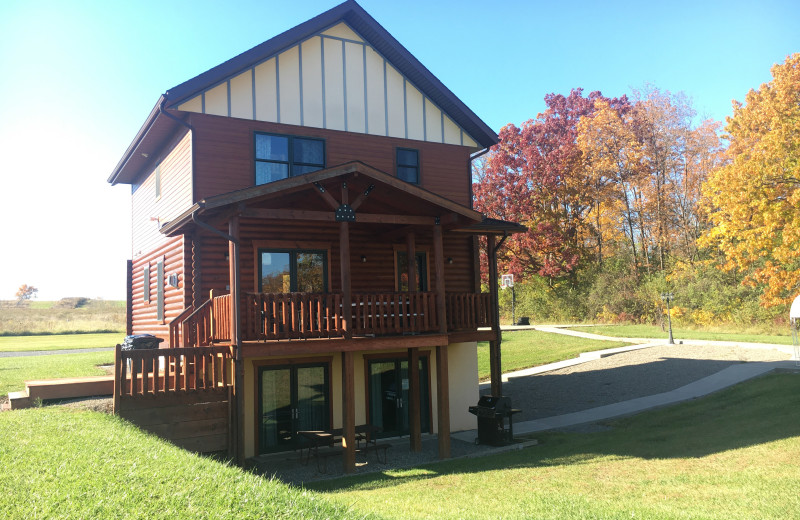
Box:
170 291 494 347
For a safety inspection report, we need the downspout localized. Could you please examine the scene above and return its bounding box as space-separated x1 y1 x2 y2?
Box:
191 208 244 465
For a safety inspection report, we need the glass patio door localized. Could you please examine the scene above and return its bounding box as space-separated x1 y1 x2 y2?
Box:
259 364 329 453
368 357 429 438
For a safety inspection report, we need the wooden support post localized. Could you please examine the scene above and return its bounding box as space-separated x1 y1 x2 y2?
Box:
229 215 245 466
436 344 450 459
340 221 352 339
487 234 502 397
408 347 422 452
406 232 417 293
433 223 447 334
341 350 356 473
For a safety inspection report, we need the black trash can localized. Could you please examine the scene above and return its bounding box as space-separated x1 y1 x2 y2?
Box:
516 317 530 326
122 334 163 375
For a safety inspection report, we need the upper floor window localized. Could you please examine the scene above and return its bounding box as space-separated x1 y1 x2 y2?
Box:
255 133 325 185
396 148 419 184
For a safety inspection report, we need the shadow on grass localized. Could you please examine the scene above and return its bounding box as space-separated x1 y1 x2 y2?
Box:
309 372 800 492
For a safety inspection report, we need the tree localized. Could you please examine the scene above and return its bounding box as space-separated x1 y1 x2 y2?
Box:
700 53 800 307
15 284 38 305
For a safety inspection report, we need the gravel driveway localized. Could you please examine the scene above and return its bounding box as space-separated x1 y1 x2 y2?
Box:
505 342 792 422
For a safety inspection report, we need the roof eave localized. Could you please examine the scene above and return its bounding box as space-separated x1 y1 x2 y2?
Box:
107 95 166 185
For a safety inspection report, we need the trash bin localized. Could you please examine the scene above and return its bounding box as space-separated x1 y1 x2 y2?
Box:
516 317 530 326
122 334 163 376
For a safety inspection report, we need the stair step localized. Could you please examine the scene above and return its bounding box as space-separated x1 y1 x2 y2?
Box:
25 376 114 401
8 390 31 410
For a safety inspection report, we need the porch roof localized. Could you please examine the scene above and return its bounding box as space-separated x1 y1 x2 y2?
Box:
160 160 510 236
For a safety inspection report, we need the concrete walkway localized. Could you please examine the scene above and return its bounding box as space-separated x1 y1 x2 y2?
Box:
0 347 114 358
454 326 799 443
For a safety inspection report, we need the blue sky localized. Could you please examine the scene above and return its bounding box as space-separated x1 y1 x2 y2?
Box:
0 0 797 301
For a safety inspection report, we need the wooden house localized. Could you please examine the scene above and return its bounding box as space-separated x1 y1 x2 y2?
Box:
108 0 523 470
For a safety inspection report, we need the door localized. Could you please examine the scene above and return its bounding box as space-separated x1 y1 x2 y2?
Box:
259 363 329 453
368 357 429 438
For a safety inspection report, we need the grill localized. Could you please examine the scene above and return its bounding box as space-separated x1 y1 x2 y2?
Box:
468 395 521 446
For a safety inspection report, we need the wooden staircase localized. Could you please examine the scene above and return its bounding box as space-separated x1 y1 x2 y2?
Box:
7 376 114 410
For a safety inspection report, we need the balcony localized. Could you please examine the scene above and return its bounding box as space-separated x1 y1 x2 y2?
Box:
169 291 495 349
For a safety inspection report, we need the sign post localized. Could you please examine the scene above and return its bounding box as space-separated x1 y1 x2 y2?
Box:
660 292 675 345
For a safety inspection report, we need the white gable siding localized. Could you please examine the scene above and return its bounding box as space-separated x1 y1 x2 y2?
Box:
173 22 482 148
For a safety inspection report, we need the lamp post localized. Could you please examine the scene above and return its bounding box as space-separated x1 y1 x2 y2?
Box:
660 292 675 345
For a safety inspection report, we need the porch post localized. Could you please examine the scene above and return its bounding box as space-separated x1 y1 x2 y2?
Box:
339 220 352 338
341 350 356 473
229 214 245 465
406 232 417 293
436 343 450 459
487 234 502 397
433 222 450 458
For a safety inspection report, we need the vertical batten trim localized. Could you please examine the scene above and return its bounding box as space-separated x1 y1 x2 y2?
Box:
383 59 389 136
362 44 368 134
227 80 231 117
403 79 408 139
201 93 206 114
440 112 445 143
298 43 304 126
422 95 427 141
251 67 256 120
275 55 281 123
341 40 348 132
321 37 327 129
460 129 464 146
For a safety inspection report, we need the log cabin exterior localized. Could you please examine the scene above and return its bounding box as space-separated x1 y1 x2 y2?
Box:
108 0 523 469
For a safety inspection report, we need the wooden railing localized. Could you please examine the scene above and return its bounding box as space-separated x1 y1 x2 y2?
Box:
351 292 438 335
242 292 344 340
114 344 233 399
446 292 493 331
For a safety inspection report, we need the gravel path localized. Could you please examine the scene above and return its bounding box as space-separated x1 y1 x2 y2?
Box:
506 342 792 422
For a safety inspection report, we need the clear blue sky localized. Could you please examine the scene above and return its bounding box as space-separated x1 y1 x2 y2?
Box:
0 0 797 301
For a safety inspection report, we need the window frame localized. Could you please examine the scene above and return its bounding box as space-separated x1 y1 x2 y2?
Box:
258 248 329 293
395 147 420 184
253 132 325 185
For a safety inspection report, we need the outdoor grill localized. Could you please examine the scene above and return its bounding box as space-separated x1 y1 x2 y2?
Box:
468 395 521 446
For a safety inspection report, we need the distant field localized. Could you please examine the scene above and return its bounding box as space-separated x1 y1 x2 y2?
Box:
0 333 123 353
570 324 793 345
0 299 125 335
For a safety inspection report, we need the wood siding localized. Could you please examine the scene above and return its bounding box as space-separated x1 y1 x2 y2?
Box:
190 114 472 207
130 235 189 344
131 129 193 258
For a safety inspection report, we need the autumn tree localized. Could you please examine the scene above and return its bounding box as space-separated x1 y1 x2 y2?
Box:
701 53 800 307
15 284 38 305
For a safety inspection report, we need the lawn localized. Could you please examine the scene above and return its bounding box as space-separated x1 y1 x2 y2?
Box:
0 332 123 352
476 329 629 380
0 408 375 520
312 373 800 519
572 324 793 345
0 299 125 335
0 351 114 398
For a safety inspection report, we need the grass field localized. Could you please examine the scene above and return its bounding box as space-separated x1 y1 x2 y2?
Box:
0 299 125 335
0 332 123 352
476 329 629 380
0 408 373 520
312 373 800 519
572 324 793 345
0 352 114 398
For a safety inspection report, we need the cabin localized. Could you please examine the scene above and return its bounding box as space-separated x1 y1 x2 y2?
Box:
108 0 523 471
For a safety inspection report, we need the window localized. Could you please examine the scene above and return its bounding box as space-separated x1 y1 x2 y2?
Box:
259 249 327 293
396 148 419 184
255 133 325 185
396 251 427 291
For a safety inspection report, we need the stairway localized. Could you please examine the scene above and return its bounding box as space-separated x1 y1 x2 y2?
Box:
7 376 114 410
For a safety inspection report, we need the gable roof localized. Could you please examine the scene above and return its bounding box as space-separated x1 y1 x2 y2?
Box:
108 0 497 186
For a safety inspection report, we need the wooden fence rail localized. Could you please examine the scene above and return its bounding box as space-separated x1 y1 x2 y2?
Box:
114 345 233 404
445 292 493 331
351 292 438 335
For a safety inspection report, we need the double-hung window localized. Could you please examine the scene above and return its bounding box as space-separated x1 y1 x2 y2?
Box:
259 249 328 293
255 133 325 185
396 148 419 184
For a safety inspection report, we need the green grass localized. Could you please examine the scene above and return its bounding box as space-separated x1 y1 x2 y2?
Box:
572 324 794 345
0 299 125 335
0 352 114 398
476 329 630 380
0 408 376 520
0 332 123 352
311 373 800 519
